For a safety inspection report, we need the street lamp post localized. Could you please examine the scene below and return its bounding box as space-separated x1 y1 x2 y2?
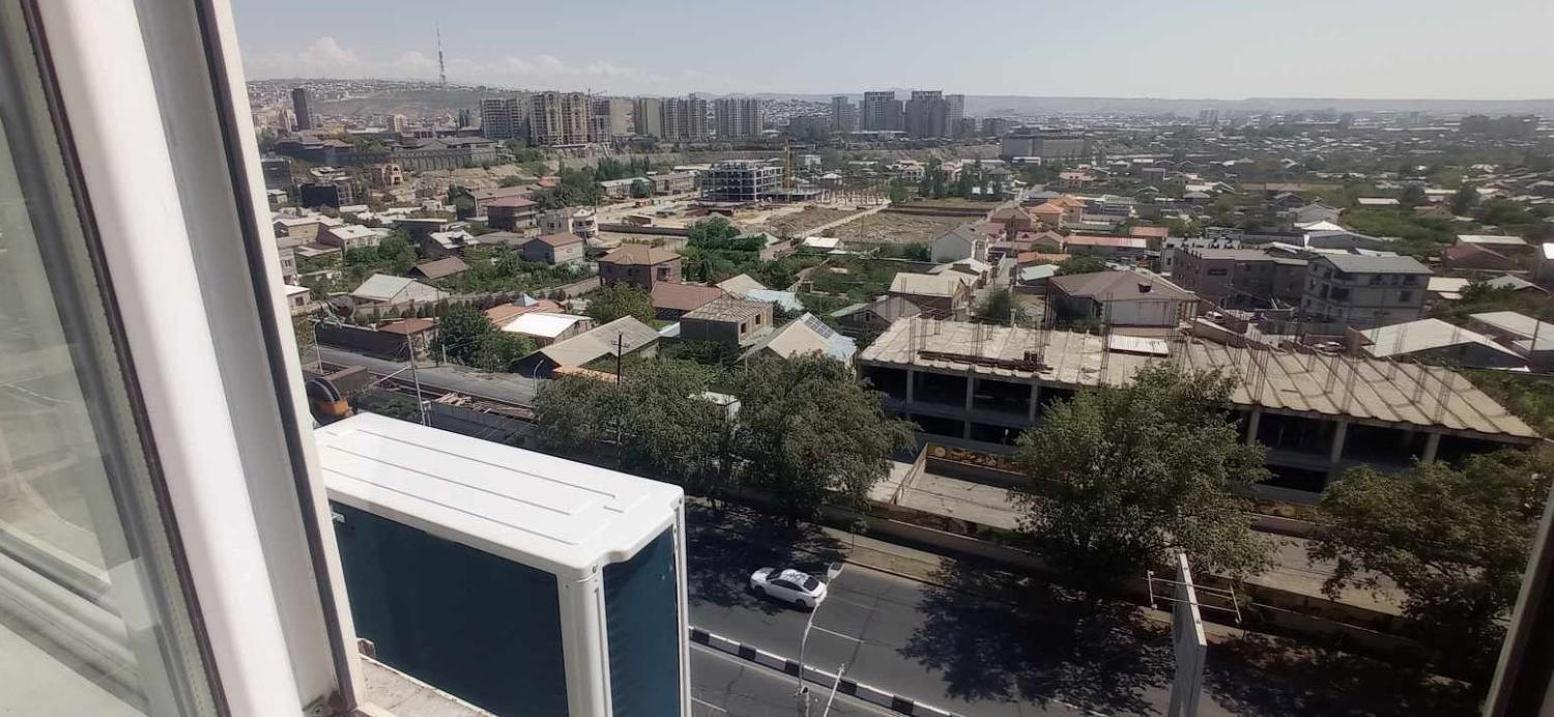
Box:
796 562 845 715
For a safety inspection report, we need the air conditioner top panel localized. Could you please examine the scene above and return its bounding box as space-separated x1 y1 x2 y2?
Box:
316 412 683 578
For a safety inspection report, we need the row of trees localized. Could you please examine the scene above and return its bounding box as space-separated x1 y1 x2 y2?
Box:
533 355 914 520
434 304 537 372
1011 362 1550 683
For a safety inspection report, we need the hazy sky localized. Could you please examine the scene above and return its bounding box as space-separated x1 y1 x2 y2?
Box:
233 0 1553 99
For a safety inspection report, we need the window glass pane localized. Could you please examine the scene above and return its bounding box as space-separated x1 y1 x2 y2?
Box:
0 4 216 714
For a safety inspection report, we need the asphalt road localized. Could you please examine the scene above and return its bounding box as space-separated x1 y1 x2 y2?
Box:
685 507 1468 717
314 345 540 405
691 644 897 717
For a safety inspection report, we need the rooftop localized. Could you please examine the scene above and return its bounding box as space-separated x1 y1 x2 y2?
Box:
1048 270 1196 302
1319 253 1431 275
651 282 725 313
1361 318 1523 361
502 312 590 339
601 244 680 266
858 318 1537 440
1458 234 1530 247
683 295 770 322
889 272 968 298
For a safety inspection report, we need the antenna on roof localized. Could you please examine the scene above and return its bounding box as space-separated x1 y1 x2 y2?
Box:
436 23 447 87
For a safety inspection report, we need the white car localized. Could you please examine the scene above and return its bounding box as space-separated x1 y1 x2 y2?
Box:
749 567 827 609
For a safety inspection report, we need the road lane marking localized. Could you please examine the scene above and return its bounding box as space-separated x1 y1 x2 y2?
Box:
689 642 900 717
811 624 862 642
689 696 727 714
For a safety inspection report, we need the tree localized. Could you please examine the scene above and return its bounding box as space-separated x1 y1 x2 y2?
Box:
498 175 528 188
1011 364 1274 589
1399 184 1427 208
1309 450 1553 680
735 355 914 523
471 332 536 372
688 216 742 246
974 287 1028 325
446 185 476 219
887 180 911 205
435 304 493 363
377 235 419 274
586 283 655 325
630 179 653 199
1451 184 1479 215
1056 255 1108 275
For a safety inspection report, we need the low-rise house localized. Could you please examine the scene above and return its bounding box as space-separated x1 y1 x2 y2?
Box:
1047 270 1197 327
484 297 564 328
485 196 540 233
469 185 535 214
930 225 989 263
1427 276 1472 303
1458 233 1532 256
1014 263 1060 292
744 289 805 313
599 244 683 289
929 258 994 289
651 282 725 320
888 272 972 319
349 274 448 309
1287 202 1342 226
1301 254 1430 329
283 284 312 312
716 273 767 297
319 224 385 251
1358 318 1525 369
519 233 586 266
407 257 469 282
418 229 478 259
1174 248 1307 308
743 314 857 363
1062 234 1151 259
1483 275 1545 293
273 215 322 242
376 318 438 360
1442 243 1520 273
679 296 773 346
539 207 598 240
500 312 593 346
513 316 659 377
831 296 922 334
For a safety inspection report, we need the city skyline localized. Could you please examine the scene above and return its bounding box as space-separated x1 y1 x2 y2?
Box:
233 0 1554 100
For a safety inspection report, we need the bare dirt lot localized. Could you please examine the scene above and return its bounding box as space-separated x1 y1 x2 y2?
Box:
829 211 968 245
758 207 858 236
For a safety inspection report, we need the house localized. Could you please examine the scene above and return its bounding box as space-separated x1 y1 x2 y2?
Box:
539 207 598 240
930 225 988 263
1062 234 1151 259
1458 234 1532 255
1174 248 1307 308
1537 243 1554 286
484 297 564 328
376 318 438 360
513 316 660 377
599 244 682 289
1356 197 1400 207
678 296 774 346
418 229 478 259
1128 225 1171 249
650 282 725 320
1287 202 1342 226
929 258 994 289
283 284 312 311
1442 243 1520 273
273 215 322 242
1302 229 1392 252
744 289 805 313
1483 275 1546 293
800 236 842 252
743 314 857 363
1047 270 1197 327
1014 263 1060 292
1301 254 1431 329
831 296 922 334
349 274 448 308
407 257 469 282
319 224 384 251
987 206 1037 233
1029 202 1067 228
519 233 586 266
1359 318 1525 369
716 274 767 297
468 185 535 214
500 313 593 346
1427 276 1471 303
485 196 540 233
888 272 972 320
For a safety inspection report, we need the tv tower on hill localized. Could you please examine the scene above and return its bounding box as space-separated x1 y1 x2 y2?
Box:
436 24 447 86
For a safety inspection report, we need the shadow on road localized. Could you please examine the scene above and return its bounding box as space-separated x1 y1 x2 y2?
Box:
900 562 1172 715
1203 632 1477 717
686 503 847 615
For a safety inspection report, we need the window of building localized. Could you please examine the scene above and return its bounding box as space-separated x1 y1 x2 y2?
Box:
1207 268 1228 276
1398 290 1413 302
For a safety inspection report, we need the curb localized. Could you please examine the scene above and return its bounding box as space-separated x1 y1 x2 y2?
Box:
689 626 960 717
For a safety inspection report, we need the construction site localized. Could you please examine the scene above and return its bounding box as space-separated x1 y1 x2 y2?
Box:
856 316 1539 499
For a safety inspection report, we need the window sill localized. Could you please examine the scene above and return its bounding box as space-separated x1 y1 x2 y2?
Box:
356 656 491 717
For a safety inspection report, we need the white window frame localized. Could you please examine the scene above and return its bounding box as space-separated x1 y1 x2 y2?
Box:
32 0 359 713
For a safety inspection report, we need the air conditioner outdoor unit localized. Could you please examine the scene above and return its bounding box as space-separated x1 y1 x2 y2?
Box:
315 413 689 717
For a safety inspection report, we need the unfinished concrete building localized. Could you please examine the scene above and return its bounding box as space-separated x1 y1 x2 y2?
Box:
856 318 1538 501
699 159 782 203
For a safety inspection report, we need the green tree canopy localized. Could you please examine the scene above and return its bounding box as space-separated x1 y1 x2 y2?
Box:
1451 184 1479 215
973 287 1029 325
1309 450 1553 680
735 355 914 522
586 283 655 325
1055 255 1109 276
471 332 537 372
1012 364 1274 587
435 303 494 363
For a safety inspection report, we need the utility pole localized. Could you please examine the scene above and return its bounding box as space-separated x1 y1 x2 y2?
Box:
615 333 623 383
405 334 429 426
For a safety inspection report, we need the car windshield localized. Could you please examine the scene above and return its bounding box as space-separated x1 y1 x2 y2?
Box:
801 577 821 591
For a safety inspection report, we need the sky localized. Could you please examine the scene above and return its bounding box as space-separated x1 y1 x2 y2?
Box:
233 0 1554 100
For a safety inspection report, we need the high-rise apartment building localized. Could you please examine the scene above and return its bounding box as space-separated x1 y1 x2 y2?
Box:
291 86 314 130
946 94 965 134
479 96 528 141
593 98 632 138
633 97 664 137
905 90 948 139
456 107 475 129
713 97 763 140
661 96 708 142
830 96 858 132
861 91 902 131
529 91 592 146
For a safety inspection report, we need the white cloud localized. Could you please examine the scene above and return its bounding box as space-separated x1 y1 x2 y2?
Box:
243 36 745 94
